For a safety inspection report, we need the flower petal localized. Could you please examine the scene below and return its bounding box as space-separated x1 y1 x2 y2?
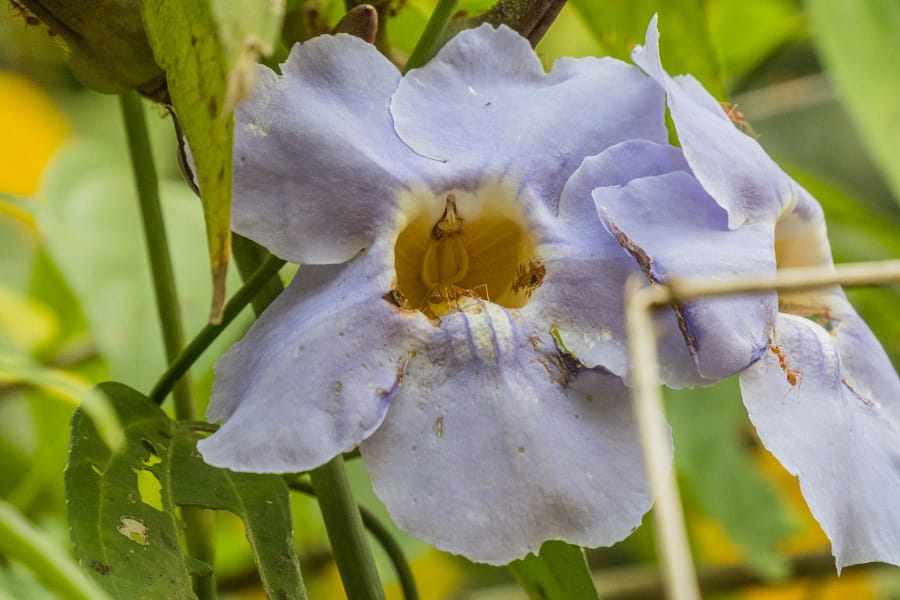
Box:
391 24 666 211
526 140 702 386
740 313 900 569
198 244 433 472
361 302 661 564
594 170 777 380
232 34 436 264
631 15 806 229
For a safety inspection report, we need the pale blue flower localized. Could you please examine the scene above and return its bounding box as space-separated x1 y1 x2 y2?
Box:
197 24 681 564
595 15 900 570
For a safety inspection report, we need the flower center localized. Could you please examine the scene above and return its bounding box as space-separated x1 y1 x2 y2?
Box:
392 186 543 319
773 208 838 329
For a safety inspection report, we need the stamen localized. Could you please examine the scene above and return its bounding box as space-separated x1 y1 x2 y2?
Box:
391 184 542 318
421 194 470 290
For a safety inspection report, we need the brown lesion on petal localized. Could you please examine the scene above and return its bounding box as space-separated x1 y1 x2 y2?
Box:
608 219 699 357
779 299 841 334
606 220 654 282
382 286 410 310
842 378 875 408
511 259 546 298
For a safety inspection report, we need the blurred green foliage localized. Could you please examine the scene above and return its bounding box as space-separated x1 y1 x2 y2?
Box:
0 0 898 598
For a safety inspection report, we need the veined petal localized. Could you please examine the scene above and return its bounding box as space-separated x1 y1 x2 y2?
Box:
595 170 777 380
361 302 662 564
232 34 437 264
632 15 806 229
391 24 666 212
198 244 433 473
740 313 900 569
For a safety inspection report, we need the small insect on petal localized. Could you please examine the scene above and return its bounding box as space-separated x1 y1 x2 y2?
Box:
769 344 803 389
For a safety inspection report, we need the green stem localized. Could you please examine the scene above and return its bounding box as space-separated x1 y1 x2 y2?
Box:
0 499 112 600
231 233 286 314
373 1 391 59
403 0 459 72
149 253 286 404
287 478 418 600
310 456 386 600
119 92 194 418
119 91 216 600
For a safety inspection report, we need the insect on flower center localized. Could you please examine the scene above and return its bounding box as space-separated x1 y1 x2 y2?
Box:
390 185 545 319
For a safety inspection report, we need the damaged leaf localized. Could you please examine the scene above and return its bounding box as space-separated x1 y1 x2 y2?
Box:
66 382 306 599
140 1 285 322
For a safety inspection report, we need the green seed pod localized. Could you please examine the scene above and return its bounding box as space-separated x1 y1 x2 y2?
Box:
12 0 167 101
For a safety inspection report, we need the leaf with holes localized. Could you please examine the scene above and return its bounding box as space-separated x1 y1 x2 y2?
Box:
65 382 306 599
140 1 285 322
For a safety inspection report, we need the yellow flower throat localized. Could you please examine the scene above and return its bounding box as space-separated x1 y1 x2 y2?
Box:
393 190 545 319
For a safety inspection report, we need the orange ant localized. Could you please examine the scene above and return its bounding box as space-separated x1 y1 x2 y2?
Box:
721 102 759 138
768 344 802 387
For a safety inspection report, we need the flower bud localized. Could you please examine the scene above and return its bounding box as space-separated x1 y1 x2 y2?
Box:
13 0 167 101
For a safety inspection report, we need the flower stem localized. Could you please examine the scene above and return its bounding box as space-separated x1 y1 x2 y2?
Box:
149 252 285 404
403 0 459 72
310 456 386 600
231 233 286 314
288 478 418 600
119 91 216 600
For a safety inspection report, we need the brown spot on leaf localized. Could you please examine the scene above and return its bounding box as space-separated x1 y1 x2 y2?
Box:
117 516 149 546
91 560 111 575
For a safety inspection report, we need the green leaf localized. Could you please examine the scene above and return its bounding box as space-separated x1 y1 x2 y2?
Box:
568 0 724 97
0 203 36 290
38 139 246 392
66 382 306 599
0 498 111 600
508 541 599 600
140 1 285 321
807 0 900 205
707 0 805 90
666 378 794 578
0 354 123 451
0 285 57 353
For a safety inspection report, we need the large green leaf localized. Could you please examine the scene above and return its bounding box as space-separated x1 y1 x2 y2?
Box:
140 1 285 321
666 378 794 578
707 0 805 91
568 0 724 96
66 382 306 599
508 541 600 600
0 354 123 451
0 498 111 600
807 0 900 205
37 139 246 392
